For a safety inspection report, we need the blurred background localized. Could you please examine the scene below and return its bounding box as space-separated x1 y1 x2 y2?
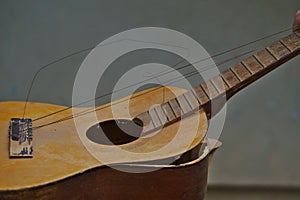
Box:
1 0 300 199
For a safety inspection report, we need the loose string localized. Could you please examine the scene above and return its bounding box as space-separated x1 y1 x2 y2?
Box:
24 27 294 129
22 47 95 118
32 49 256 129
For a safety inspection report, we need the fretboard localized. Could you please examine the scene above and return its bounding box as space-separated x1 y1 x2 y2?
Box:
135 30 300 134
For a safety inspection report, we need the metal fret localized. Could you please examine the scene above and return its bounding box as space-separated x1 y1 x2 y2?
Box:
177 94 192 114
254 48 276 67
135 112 155 133
242 56 263 74
267 41 291 60
231 63 251 81
192 85 209 105
135 31 300 133
280 33 300 52
295 31 300 38
161 102 176 122
183 91 200 110
210 75 228 93
149 108 162 128
201 80 219 100
154 105 168 125
220 68 240 88
169 98 182 118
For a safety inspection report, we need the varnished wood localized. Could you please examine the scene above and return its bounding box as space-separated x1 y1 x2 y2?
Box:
1 25 300 198
176 94 192 114
231 63 251 81
254 49 276 67
0 157 209 200
267 41 291 60
183 90 200 110
242 56 264 74
219 32 300 101
134 112 154 133
187 30 300 118
168 98 182 118
0 87 208 191
210 75 228 93
200 80 219 100
154 105 168 125
0 139 221 200
220 68 240 88
280 33 300 51
161 102 176 122
149 107 162 128
192 85 209 105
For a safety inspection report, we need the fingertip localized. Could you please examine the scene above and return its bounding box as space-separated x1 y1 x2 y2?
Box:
293 9 300 32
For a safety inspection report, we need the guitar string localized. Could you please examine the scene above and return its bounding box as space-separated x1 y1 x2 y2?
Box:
31 28 294 129
34 24 300 129
22 47 95 119
32 48 257 129
27 27 293 125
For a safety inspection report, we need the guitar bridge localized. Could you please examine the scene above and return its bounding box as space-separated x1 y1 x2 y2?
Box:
9 118 33 158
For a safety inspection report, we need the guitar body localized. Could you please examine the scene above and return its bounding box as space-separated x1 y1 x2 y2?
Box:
0 87 209 195
1 18 299 199
0 141 221 200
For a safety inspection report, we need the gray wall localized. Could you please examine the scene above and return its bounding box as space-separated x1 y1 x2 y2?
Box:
1 0 300 186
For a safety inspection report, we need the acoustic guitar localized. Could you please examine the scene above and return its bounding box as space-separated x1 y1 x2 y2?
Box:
0 26 300 199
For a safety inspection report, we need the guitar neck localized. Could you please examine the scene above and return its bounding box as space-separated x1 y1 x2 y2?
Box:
194 30 300 117
135 30 300 134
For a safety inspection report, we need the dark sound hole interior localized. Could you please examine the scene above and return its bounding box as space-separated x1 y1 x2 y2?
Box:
86 119 143 145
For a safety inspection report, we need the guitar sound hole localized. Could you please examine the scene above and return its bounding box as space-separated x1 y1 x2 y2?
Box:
86 119 143 145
